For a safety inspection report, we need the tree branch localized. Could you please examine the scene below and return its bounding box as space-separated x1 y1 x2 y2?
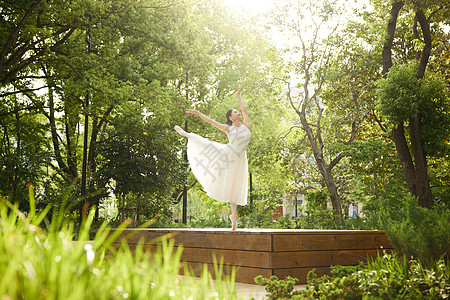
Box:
276 125 303 144
415 9 432 79
0 0 42 68
427 4 446 22
0 105 44 117
382 1 404 76
0 86 49 98
329 153 343 170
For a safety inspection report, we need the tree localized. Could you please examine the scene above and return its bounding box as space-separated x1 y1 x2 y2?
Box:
377 0 450 208
0 0 222 219
0 98 50 208
266 0 363 224
95 103 183 224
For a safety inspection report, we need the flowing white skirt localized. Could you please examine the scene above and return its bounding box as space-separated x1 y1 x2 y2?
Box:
187 133 248 205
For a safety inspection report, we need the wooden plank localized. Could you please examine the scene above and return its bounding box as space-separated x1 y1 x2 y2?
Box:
109 228 391 251
272 249 382 268
273 233 379 251
109 229 272 251
273 231 392 252
122 244 271 268
180 247 271 268
274 266 331 284
181 262 271 284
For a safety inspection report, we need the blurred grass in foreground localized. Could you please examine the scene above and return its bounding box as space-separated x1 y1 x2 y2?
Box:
0 184 237 299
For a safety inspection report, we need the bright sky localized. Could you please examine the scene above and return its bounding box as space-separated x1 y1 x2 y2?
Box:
223 0 274 15
223 0 372 17
223 0 374 47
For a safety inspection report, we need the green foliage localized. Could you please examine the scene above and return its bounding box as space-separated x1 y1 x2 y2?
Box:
96 103 182 192
377 63 449 158
1 0 448 239
419 73 450 157
380 195 450 263
276 189 343 230
342 138 408 221
238 189 281 228
278 208 342 230
304 189 329 210
358 254 450 299
1 0 286 223
254 275 299 300
302 253 450 299
0 193 237 299
257 253 450 299
429 155 450 206
376 63 421 124
0 106 50 209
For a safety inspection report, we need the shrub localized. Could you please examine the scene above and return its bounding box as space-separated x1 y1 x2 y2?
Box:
255 253 450 299
379 194 450 263
254 275 299 300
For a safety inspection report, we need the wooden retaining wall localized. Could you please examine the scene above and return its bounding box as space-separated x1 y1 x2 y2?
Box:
108 228 393 284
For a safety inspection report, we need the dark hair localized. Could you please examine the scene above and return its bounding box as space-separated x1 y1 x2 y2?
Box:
226 109 233 125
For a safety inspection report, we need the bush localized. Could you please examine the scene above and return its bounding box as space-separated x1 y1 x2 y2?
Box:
254 275 299 300
238 194 280 228
380 194 450 263
301 253 450 299
255 253 450 299
273 208 342 230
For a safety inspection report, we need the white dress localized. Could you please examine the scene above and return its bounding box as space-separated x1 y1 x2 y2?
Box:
187 125 251 205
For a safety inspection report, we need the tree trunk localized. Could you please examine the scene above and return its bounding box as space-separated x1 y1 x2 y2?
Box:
64 101 78 179
381 2 433 208
320 164 343 223
382 2 405 74
373 158 379 200
391 123 415 193
48 83 72 180
135 193 141 225
83 105 114 215
410 9 433 208
298 113 344 225
409 115 433 208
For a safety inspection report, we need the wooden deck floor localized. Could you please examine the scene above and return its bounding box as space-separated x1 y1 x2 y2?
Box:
108 228 393 284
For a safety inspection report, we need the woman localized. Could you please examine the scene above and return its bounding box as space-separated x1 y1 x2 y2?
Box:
174 85 251 230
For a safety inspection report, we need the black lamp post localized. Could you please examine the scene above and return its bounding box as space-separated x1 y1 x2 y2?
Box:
81 16 98 220
249 172 253 211
182 119 188 224
182 72 188 224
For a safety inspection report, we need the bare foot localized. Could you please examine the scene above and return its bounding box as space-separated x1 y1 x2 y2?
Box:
174 125 188 137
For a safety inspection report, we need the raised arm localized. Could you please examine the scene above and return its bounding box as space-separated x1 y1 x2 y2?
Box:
237 85 250 129
186 109 230 134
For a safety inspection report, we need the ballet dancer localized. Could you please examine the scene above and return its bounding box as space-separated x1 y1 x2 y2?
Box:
174 85 251 230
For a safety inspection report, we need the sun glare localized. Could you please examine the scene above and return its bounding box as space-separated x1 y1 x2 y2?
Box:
223 0 274 15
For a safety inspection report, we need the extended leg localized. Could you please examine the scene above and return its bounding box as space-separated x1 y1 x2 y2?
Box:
174 125 191 138
229 203 237 231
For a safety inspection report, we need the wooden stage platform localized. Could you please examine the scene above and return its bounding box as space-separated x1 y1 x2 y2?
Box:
108 228 393 284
